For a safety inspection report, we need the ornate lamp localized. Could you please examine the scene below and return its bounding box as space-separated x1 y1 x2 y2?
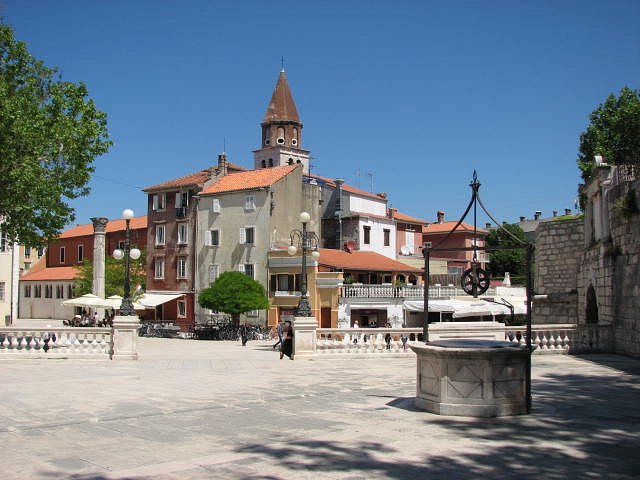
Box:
112 209 141 316
288 212 320 317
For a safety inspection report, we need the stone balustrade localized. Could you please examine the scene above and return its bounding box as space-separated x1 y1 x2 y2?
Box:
340 284 497 299
0 316 142 360
317 324 613 356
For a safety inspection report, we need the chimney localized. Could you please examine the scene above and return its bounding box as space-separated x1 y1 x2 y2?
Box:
485 222 492 229
389 207 397 219
553 210 558 217
437 210 445 224
218 152 228 176
564 208 572 216
534 211 541 220
519 216 525 222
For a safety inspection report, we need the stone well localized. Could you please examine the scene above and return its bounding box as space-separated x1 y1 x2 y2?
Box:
410 339 528 417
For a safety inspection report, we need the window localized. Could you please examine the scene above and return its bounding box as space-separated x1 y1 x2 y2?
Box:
37 247 44 258
363 226 371 245
270 274 296 293
59 247 65 264
0 282 5 301
56 285 64 299
245 194 256 211
239 263 254 279
448 266 463 275
177 256 187 278
152 193 166 211
175 191 188 208
67 285 75 299
206 229 220 247
118 240 125 250
211 198 221 213
24 247 31 258
383 229 390 247
24 285 31 298
154 257 165 279
77 244 84 263
177 223 188 244
0 231 7 252
155 225 165 246
34 285 41 298
208 264 220 284
240 226 255 245
177 300 187 318
45 285 52 298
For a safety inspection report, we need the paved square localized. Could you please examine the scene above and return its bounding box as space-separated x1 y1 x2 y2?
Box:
1 337 639 479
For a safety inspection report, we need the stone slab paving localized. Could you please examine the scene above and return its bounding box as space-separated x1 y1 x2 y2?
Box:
0 336 639 479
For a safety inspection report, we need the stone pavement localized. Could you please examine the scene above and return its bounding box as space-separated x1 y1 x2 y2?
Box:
0 336 639 479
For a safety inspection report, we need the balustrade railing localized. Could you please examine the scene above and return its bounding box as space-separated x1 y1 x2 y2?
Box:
316 324 613 355
340 284 496 299
0 327 117 358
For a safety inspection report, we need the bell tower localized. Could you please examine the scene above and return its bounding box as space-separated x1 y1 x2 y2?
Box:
254 69 310 173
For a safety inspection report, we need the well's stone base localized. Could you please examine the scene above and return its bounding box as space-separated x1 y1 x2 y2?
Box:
410 340 528 417
293 316 317 359
111 315 139 360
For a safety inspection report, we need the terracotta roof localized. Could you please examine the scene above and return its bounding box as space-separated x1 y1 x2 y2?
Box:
143 163 247 192
58 216 147 239
201 164 300 195
391 210 428 225
308 174 385 202
21 266 78 281
424 221 488 235
263 70 300 124
318 248 422 272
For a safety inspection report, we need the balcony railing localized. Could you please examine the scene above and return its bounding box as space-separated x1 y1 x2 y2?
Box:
176 206 187 218
340 284 496 299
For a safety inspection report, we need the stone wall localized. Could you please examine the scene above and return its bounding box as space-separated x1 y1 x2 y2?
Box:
533 217 583 324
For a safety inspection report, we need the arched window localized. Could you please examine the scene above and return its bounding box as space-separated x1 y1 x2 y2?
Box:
277 127 285 144
268 158 274 167
261 160 266 168
586 284 599 324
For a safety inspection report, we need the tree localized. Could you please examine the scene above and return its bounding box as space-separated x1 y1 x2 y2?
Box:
198 271 270 326
577 86 640 182
486 224 526 284
0 23 111 247
73 249 146 299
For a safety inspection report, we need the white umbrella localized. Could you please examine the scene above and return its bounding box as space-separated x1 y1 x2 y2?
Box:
61 293 110 308
104 295 145 310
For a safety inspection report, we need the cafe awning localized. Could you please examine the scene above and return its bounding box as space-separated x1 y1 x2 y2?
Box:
136 293 184 308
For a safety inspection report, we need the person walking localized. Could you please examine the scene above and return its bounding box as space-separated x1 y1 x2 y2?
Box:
273 320 284 350
240 323 249 346
280 321 293 360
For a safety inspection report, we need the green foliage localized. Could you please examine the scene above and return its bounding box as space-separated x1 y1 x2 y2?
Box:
198 271 269 325
73 249 146 298
0 23 111 247
486 224 526 283
578 86 640 182
614 189 639 219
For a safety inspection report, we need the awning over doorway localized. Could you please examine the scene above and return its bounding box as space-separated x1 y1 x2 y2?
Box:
403 298 526 318
137 293 184 308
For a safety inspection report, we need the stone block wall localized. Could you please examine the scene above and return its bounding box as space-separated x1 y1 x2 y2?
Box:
533 217 583 324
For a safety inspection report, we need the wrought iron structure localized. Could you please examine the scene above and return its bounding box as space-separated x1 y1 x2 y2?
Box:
288 212 320 317
422 171 534 412
112 209 141 316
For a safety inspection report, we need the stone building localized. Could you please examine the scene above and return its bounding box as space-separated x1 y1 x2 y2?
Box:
534 162 639 356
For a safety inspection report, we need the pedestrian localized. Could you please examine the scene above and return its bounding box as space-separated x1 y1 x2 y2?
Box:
273 320 284 350
385 332 392 350
92 311 98 326
240 323 249 346
280 320 293 360
401 332 408 351
353 320 359 344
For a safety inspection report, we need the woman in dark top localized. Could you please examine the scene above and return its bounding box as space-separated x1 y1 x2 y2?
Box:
280 321 293 360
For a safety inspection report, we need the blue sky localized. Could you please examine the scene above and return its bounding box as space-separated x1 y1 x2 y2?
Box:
3 1 639 228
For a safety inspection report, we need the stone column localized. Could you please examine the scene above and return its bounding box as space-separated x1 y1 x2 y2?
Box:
91 217 108 321
293 316 318 359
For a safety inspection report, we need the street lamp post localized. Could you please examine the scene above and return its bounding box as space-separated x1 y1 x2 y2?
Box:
288 212 320 317
112 209 141 316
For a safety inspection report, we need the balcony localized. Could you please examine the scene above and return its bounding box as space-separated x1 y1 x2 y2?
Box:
340 284 497 299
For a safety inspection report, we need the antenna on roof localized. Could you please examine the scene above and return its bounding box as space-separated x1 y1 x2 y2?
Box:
368 172 373 192
223 137 226 154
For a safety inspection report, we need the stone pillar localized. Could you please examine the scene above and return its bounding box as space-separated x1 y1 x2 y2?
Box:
293 316 318 359
111 315 139 360
91 217 108 320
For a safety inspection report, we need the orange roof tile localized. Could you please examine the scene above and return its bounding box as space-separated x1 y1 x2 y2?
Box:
21 266 78 281
424 221 488 235
58 216 147 239
318 249 422 272
391 210 428 225
309 174 386 202
201 164 300 195
143 163 247 192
